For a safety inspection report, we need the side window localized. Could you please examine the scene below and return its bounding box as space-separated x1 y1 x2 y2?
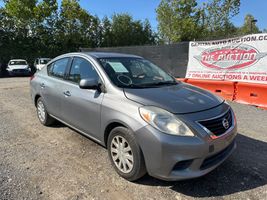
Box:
47 63 54 75
68 57 99 83
49 58 69 79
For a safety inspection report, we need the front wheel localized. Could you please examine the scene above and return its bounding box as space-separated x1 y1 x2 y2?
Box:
107 127 146 181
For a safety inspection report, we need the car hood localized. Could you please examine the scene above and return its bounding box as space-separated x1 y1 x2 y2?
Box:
123 83 224 114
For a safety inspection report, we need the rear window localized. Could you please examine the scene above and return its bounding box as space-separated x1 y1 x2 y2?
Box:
9 61 27 65
48 58 69 79
40 59 51 64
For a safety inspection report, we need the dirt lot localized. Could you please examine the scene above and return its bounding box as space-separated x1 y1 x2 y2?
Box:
0 77 266 200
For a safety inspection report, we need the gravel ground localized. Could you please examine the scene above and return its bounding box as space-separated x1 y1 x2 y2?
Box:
0 77 266 200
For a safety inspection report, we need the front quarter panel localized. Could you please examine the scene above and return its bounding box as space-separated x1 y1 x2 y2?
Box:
100 91 146 145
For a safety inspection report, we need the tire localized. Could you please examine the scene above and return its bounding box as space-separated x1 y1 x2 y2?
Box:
36 97 55 126
107 126 146 181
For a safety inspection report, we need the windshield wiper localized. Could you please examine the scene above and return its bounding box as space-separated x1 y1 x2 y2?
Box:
120 81 177 89
120 84 146 89
154 81 177 85
139 81 177 87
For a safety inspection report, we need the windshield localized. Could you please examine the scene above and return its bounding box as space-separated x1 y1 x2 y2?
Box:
40 59 51 64
98 57 176 88
9 60 27 65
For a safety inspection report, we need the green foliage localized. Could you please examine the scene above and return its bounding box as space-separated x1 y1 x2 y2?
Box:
202 0 241 38
56 0 98 51
1 0 263 67
5 0 37 23
0 0 156 66
156 0 199 43
239 14 260 35
156 0 242 42
100 14 156 47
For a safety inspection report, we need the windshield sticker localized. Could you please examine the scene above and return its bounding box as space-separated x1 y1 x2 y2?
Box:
117 74 132 85
108 62 129 73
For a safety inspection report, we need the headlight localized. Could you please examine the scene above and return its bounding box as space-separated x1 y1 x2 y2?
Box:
139 106 194 136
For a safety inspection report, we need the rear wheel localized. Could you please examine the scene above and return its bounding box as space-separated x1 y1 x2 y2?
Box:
36 97 55 126
107 127 146 181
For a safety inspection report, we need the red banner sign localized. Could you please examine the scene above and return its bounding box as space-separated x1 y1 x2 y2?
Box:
186 34 267 84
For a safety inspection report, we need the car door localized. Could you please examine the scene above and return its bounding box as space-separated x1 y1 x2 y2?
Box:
40 57 70 118
61 56 104 139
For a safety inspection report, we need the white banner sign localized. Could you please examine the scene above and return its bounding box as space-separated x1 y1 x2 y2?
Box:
186 33 267 84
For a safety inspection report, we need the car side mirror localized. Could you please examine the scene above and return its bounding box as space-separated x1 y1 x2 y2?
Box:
79 78 101 91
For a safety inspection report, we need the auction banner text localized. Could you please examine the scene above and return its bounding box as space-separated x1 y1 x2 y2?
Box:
186 33 267 84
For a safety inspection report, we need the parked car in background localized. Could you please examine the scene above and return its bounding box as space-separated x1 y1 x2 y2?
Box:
30 52 237 181
34 58 51 70
7 59 31 76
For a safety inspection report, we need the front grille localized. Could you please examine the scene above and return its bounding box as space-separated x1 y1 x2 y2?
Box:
199 109 232 136
13 69 26 73
200 140 235 170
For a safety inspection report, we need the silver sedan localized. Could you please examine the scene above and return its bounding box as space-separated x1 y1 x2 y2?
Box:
30 52 237 181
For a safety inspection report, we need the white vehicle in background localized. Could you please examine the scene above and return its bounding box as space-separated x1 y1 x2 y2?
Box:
7 59 31 76
34 58 51 70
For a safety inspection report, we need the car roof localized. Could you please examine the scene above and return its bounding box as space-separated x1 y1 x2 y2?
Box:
9 59 27 61
52 52 143 63
82 52 142 59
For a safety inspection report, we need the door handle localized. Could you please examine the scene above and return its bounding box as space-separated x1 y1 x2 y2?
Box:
40 83 45 88
63 91 71 97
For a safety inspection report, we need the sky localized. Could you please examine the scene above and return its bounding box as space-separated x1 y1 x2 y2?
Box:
0 0 266 31
80 0 266 31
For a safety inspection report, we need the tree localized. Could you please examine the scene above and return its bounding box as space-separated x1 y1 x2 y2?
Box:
56 0 100 52
156 0 241 42
1 1 34 62
110 14 136 46
100 14 156 47
100 16 113 47
200 0 240 38
142 19 156 45
32 0 59 58
0 0 156 66
2 0 60 61
156 0 199 43
239 14 260 35
0 7 13 68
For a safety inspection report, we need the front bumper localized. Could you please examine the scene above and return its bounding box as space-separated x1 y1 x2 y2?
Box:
8 69 31 76
135 103 237 181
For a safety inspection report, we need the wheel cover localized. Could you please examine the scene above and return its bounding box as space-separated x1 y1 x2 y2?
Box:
37 101 46 122
110 135 134 173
